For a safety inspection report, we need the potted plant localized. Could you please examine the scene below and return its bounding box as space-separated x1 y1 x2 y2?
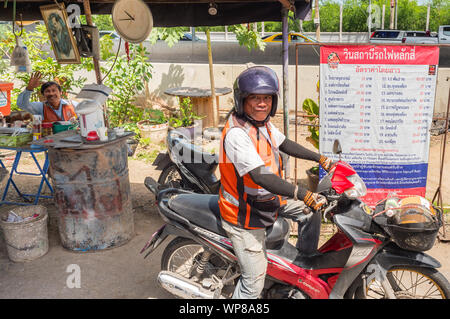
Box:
137 109 169 144
302 97 320 192
168 97 204 139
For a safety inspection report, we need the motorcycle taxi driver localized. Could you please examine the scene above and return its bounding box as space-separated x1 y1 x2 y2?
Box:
218 66 332 299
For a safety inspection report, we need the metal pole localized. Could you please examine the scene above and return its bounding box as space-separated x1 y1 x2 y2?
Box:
433 87 450 240
368 0 372 40
339 4 343 43
295 44 299 184
390 0 395 29
395 0 398 29
282 7 289 139
82 0 102 85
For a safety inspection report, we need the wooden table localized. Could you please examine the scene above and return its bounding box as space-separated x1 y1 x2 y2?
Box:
164 87 232 128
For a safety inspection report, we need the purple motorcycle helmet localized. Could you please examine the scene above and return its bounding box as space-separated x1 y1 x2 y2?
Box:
233 66 279 124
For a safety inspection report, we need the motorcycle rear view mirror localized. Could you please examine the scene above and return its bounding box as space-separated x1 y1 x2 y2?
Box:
333 139 342 162
333 139 342 155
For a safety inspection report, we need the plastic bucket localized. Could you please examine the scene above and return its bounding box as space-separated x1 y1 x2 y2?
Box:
0 82 13 117
0 205 49 262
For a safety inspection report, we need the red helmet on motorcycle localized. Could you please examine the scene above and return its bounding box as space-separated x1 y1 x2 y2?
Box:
233 66 279 123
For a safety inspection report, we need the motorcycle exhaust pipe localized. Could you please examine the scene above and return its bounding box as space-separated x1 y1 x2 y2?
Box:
157 271 215 299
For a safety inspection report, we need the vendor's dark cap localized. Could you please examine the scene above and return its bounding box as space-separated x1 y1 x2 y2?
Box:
41 81 62 94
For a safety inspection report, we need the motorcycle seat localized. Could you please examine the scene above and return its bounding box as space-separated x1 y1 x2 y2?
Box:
168 193 290 249
168 194 227 236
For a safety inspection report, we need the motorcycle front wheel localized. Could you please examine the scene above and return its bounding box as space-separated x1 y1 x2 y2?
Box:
358 266 450 299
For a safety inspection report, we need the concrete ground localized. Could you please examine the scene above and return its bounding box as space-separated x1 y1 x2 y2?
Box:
0 126 449 299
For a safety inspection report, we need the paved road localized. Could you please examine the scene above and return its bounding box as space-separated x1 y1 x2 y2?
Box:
109 40 450 67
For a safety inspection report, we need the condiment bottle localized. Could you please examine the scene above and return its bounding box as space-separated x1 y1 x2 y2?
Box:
32 115 42 140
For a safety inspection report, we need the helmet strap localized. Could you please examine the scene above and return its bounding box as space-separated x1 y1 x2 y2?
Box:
243 113 270 127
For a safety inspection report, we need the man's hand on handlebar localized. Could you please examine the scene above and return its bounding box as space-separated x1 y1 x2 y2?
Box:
303 191 328 212
319 155 336 172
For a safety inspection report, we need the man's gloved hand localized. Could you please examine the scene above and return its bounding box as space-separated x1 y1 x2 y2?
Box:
303 191 328 211
319 155 333 172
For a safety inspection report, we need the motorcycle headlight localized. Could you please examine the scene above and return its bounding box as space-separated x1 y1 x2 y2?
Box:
344 174 367 199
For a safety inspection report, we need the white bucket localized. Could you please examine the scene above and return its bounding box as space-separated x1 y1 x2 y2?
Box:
0 205 49 262
75 99 105 137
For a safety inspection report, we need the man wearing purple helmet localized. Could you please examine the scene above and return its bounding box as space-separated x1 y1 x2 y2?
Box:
219 66 332 299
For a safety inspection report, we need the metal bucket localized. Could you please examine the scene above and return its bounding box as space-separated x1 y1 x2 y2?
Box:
48 138 134 251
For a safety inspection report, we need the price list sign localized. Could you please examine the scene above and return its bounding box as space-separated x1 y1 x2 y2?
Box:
319 45 439 206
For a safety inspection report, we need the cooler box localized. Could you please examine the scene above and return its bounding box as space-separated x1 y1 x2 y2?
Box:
0 82 13 117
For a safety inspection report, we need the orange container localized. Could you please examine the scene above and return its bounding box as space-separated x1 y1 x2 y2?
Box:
0 82 14 116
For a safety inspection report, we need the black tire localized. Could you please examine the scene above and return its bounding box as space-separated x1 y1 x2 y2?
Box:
161 237 236 297
161 237 201 272
157 163 186 189
356 266 450 299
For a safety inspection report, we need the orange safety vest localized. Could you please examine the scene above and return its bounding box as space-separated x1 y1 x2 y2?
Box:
43 101 77 123
219 114 287 230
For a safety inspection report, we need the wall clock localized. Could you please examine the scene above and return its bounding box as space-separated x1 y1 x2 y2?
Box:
111 0 153 44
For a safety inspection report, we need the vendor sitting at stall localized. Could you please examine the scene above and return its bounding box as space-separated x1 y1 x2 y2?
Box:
17 71 78 122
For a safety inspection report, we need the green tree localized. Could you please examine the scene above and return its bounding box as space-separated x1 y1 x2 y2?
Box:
397 0 427 30
102 44 153 129
319 0 341 32
429 0 450 31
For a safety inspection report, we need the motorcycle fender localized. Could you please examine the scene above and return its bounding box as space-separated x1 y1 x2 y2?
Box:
152 152 171 170
140 224 194 258
369 244 441 277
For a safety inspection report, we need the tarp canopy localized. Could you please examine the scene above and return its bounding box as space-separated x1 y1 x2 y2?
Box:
0 1 312 26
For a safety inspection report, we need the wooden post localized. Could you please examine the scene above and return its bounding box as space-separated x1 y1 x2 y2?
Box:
314 0 320 42
206 29 218 127
83 0 102 85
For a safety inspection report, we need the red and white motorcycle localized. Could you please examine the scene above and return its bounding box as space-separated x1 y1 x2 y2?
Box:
142 140 449 299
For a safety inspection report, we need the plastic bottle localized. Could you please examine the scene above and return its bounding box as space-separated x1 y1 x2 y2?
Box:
32 115 42 141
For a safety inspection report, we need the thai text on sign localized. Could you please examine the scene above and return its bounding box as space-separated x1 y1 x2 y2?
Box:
319 45 439 206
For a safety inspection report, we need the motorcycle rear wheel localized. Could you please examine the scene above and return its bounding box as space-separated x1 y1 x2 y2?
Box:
161 237 236 296
359 266 450 299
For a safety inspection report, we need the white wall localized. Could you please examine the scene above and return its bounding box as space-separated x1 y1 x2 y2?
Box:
147 63 320 113
75 61 449 115
146 63 449 115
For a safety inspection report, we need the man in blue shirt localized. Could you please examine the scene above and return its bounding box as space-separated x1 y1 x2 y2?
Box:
17 71 77 122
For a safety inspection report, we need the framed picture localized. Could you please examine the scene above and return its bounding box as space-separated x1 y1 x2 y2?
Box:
40 3 80 64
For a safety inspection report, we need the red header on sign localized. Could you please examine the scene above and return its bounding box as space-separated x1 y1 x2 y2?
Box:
320 45 439 65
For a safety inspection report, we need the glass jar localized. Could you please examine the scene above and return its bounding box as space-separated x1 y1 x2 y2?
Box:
42 122 53 137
